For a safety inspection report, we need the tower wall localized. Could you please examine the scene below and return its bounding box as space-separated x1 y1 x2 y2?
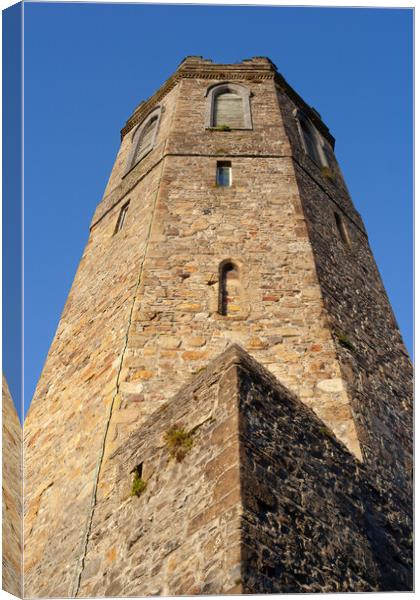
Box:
77 348 244 597
2 376 22 597
104 63 361 463
23 57 412 596
77 346 412 596
24 82 180 596
276 87 413 492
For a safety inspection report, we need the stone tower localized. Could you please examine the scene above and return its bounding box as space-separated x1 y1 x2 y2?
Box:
24 57 412 597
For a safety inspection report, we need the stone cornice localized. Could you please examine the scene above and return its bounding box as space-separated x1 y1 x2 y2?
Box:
120 57 333 144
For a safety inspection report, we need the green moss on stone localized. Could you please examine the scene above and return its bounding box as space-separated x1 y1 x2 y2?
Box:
212 124 231 131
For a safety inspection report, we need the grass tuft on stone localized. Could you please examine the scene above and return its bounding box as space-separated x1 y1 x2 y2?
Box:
337 332 356 353
131 468 147 497
164 425 194 462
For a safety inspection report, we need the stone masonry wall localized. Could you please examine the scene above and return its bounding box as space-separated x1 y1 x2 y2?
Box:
77 345 412 595
24 83 180 597
277 87 413 495
76 347 244 597
105 63 361 468
2 376 22 597
235 348 412 593
23 57 412 596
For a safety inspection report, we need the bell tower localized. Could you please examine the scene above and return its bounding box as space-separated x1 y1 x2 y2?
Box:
24 57 412 597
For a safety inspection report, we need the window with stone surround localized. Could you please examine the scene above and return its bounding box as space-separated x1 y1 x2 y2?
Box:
114 201 130 234
126 106 162 172
218 261 240 316
334 212 351 248
296 110 328 168
216 161 232 187
205 82 252 129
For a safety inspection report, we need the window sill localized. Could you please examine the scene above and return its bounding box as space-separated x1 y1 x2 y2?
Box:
206 127 253 132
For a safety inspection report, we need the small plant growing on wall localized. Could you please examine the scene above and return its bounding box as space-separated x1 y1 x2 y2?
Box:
164 425 194 462
131 464 147 497
337 332 356 353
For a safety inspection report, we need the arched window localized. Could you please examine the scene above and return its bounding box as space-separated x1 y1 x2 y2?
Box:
218 261 240 316
126 106 161 171
296 110 327 168
134 116 158 163
205 83 252 130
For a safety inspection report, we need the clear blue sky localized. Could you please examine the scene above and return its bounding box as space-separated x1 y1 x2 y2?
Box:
18 3 413 416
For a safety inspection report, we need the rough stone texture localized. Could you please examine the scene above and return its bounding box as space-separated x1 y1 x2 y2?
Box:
277 87 413 496
23 57 412 596
236 348 412 593
2 376 23 597
77 346 412 596
77 347 243 597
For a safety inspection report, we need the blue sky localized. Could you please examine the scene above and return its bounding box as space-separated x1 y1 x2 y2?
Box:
14 3 414 416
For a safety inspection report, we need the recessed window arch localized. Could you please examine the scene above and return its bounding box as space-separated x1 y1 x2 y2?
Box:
126 106 162 171
205 83 252 130
295 110 328 168
218 260 240 316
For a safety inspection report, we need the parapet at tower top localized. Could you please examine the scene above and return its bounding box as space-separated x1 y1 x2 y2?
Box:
125 55 330 144
177 56 279 70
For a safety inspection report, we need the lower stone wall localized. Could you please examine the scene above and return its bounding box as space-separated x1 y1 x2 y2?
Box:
76 349 244 597
2 376 22 598
236 352 412 592
74 345 411 596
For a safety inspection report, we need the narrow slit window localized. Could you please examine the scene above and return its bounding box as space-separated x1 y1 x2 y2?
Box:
114 202 130 234
334 212 351 248
218 261 239 316
133 463 143 478
216 161 232 187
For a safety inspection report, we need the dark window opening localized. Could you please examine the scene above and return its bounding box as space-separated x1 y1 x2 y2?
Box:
300 116 321 165
114 202 130 234
334 212 351 248
216 161 232 187
132 463 143 478
218 261 239 316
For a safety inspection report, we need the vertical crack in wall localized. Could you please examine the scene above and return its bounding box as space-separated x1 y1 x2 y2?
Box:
70 90 180 596
69 160 164 597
